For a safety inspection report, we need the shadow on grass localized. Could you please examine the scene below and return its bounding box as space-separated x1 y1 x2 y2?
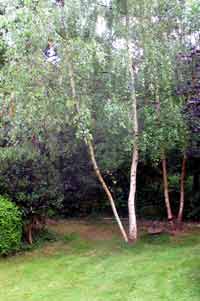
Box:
113 231 200 259
62 232 92 252
142 233 171 245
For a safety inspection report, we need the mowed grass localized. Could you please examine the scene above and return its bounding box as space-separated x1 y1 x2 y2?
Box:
0 221 200 301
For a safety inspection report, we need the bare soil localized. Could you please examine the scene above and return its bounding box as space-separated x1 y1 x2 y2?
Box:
47 218 200 241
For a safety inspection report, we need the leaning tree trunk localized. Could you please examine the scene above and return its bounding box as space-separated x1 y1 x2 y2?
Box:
87 141 128 242
126 15 139 242
65 44 128 243
177 153 187 224
161 155 174 223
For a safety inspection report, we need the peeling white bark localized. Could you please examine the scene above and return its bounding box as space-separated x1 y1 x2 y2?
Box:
178 153 187 223
126 15 139 242
161 156 173 221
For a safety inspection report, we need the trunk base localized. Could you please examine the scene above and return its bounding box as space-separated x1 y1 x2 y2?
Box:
128 238 137 244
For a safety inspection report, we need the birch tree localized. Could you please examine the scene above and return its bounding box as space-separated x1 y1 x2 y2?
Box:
125 2 139 242
1 0 129 242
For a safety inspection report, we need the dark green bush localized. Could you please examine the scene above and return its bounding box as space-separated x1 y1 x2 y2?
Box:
0 196 22 255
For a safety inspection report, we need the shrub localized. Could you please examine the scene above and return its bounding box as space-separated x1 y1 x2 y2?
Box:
0 196 22 255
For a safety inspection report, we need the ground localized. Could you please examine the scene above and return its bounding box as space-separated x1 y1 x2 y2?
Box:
0 220 200 301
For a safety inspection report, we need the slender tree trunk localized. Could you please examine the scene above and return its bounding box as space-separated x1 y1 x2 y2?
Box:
156 92 174 224
28 226 33 245
128 149 138 241
177 153 187 224
87 141 128 242
9 92 15 118
25 223 33 245
126 15 139 242
65 45 128 242
161 155 173 222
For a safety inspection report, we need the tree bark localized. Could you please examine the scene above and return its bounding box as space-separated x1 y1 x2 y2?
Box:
156 91 174 225
26 223 33 245
126 14 139 242
177 153 187 224
65 45 128 242
161 155 173 222
87 141 128 242
128 149 138 241
9 93 15 118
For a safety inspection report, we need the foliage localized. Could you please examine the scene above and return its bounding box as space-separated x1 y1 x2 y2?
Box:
0 145 64 221
0 196 22 255
0 0 199 226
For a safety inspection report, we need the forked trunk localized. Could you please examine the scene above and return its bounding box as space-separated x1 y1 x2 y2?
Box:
161 155 174 223
177 153 187 224
66 45 128 243
126 14 139 242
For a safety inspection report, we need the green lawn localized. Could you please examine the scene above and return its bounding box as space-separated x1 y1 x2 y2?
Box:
0 222 200 301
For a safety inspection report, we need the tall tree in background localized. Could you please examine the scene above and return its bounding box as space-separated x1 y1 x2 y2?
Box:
1 0 129 242
1 0 199 239
137 0 188 225
125 1 139 242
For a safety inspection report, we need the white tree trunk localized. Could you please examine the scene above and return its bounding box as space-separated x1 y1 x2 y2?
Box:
161 155 173 222
128 148 138 241
126 15 139 242
66 45 128 242
87 141 128 242
178 153 187 224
